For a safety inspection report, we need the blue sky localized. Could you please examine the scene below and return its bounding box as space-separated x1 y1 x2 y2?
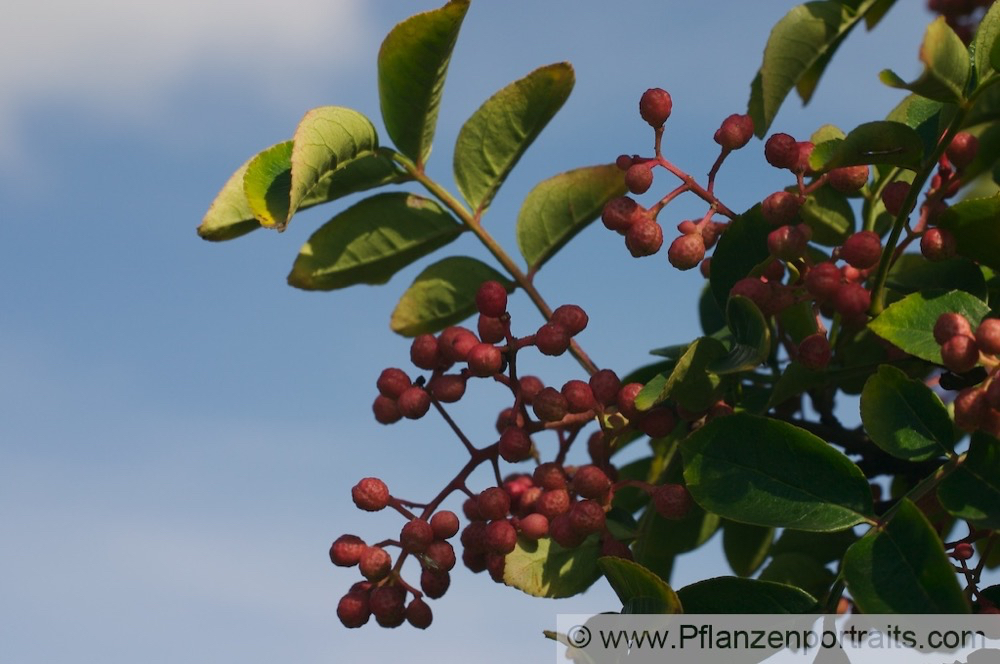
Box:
0 1 968 662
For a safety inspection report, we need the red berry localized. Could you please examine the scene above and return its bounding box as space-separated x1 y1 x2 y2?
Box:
714 113 754 150
833 283 871 319
933 312 972 345
405 598 433 630
438 326 479 362
941 334 980 373
518 375 545 404
975 318 1000 355
551 304 589 336
573 465 612 499
767 224 810 261
730 277 773 312
467 342 503 377
549 513 586 548
535 489 571 518
761 191 802 226
625 163 654 194
601 196 642 234
562 380 597 413
794 141 815 174
460 521 488 554
881 181 910 216
589 369 621 406
954 387 987 431
841 230 882 269
764 133 799 170
616 382 644 420
533 462 568 491
625 219 664 257
652 484 692 520
827 165 869 193
667 233 706 270
370 585 407 628
477 486 511 521
797 333 832 370
397 386 431 419
337 591 371 629
477 314 506 344
475 280 508 318
519 513 549 539
410 333 445 370
462 548 487 573
805 262 842 301
486 552 506 583
330 534 366 567
952 542 975 561
920 227 957 261
639 88 673 127
372 395 402 425
430 511 460 540
532 386 568 422
400 518 434 554
376 368 411 399
495 407 523 433
946 132 978 169
568 499 606 536
615 154 633 170
499 426 533 462
535 322 571 356
485 519 518 554
601 536 633 560
427 373 466 403
420 568 450 599
639 406 676 438
352 477 389 512
359 546 392 581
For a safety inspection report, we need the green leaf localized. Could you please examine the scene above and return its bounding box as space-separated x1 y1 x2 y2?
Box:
770 528 858 565
937 193 1000 272
454 62 574 213
779 300 821 344
676 577 818 613
868 290 991 363
879 17 971 103
974 0 1000 84
199 152 265 241
885 94 949 161
632 502 719 584
808 121 924 172
699 283 727 336
759 553 836 600
722 520 774 577
844 498 970 613
377 0 470 165
799 185 855 246
767 362 824 409
938 433 1000 529
708 296 771 375
635 337 726 413
243 141 294 229
503 534 601 598
516 164 625 272
597 557 682 613
287 193 462 291
710 205 771 308
886 254 988 302
390 256 513 336
860 365 954 461
681 413 875 531
286 107 381 226
748 1 887 137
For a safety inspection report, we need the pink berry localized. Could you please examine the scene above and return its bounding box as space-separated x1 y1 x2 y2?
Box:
397 386 431 419
376 368 411 399
767 224 810 261
519 513 549 540
430 511 460 540
827 165 869 193
568 499 606 536
933 312 972 345
372 395 402 425
466 342 503 377
352 477 389 511
477 487 511 521
805 262 843 300
485 519 518 554
551 304 589 336
833 283 871 319
881 181 910 216
797 333 832 370
532 386 568 422
794 141 815 174
615 154 633 170
518 375 545 404
536 489 571 518
761 191 802 226
639 88 672 127
438 326 480 362
941 334 980 373
400 519 434 554
616 382 644 420
549 513 586 549
975 318 1000 355
625 219 664 257
920 227 957 261
625 163 654 194
535 322 571 356
533 462 568 491
668 233 706 270
572 465 612 499
562 379 597 413
330 534 366 567
427 373 466 403
410 334 445 370
652 484 692 520
730 277 773 312
337 591 371 628
602 196 642 234
359 546 392 581
946 132 978 169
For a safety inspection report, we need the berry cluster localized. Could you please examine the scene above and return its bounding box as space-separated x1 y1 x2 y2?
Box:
330 280 701 629
935 312 1000 436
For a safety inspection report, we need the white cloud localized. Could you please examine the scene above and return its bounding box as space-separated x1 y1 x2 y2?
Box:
0 0 371 160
